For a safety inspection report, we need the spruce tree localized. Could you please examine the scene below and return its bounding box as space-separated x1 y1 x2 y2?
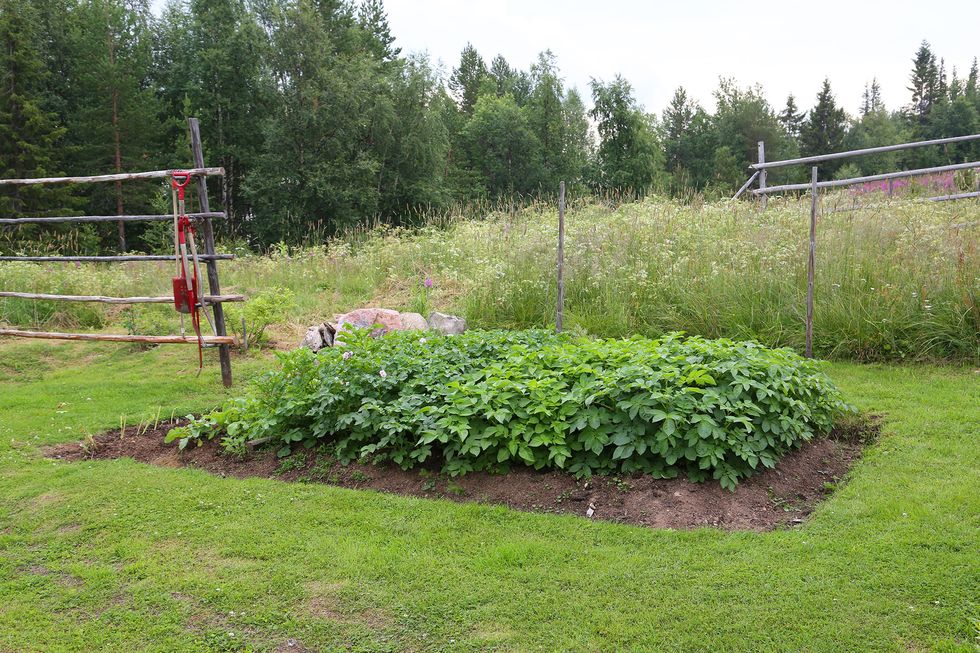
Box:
246 0 436 242
152 0 195 162
907 41 940 127
449 43 487 115
662 87 695 172
966 58 979 135
967 58 979 101
0 0 71 219
860 79 883 116
63 0 163 251
661 86 718 191
937 58 948 98
800 79 848 174
357 0 399 65
489 54 514 97
778 94 805 141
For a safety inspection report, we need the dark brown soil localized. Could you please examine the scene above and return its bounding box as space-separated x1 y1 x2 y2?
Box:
45 417 879 532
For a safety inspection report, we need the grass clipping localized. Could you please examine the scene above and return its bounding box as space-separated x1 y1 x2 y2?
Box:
168 329 854 489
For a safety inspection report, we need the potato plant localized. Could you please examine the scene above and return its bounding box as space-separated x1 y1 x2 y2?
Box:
168 329 854 489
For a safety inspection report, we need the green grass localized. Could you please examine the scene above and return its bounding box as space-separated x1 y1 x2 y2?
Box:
0 338 977 652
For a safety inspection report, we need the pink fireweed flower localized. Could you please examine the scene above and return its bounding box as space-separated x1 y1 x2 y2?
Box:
423 277 433 289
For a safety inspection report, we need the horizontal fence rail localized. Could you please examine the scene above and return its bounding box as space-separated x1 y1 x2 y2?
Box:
0 291 244 305
0 212 224 225
928 190 980 202
822 197 980 216
749 133 980 171
0 328 234 345
752 160 980 195
0 167 224 187
0 254 234 263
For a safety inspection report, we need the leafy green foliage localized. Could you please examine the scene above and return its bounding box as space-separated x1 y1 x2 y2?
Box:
225 287 295 345
589 76 663 195
172 329 853 489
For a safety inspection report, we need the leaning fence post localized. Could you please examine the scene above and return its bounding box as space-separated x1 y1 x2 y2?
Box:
758 141 767 210
556 181 566 334
188 117 233 387
806 166 818 358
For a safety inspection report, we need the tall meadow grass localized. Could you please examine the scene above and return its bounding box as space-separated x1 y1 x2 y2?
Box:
1 195 976 362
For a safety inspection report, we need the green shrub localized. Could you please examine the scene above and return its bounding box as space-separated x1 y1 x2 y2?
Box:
168 329 854 489
225 287 295 345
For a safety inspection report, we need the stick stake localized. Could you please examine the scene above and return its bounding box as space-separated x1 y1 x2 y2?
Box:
556 181 566 334
806 166 818 358
758 141 767 210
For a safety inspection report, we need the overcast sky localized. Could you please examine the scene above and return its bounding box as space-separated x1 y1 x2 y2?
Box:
151 0 978 116
381 0 979 116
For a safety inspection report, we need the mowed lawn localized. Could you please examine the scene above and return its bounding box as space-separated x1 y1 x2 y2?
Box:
0 340 977 652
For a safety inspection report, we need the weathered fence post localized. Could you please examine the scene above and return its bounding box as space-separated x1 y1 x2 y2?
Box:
188 117 233 387
758 141 767 210
556 180 565 334
806 166 818 358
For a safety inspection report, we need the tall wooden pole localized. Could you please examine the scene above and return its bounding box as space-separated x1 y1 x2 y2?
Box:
556 181 565 334
188 118 233 387
806 166 818 359
758 141 767 210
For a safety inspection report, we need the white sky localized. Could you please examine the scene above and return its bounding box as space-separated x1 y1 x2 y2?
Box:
149 0 979 116
382 0 979 116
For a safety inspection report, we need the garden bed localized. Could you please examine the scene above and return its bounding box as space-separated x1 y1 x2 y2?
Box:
46 416 878 532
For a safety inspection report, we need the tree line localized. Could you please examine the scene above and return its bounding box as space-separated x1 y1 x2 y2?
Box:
2 0 979 253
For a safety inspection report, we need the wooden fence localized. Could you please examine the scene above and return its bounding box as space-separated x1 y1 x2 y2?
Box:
0 118 240 386
735 132 980 201
733 132 980 358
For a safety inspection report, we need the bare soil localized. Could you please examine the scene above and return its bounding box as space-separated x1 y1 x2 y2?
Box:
45 417 878 532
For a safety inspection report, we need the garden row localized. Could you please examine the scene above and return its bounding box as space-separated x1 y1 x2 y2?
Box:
169 329 854 489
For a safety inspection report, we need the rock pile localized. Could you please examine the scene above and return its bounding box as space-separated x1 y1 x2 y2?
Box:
300 308 467 352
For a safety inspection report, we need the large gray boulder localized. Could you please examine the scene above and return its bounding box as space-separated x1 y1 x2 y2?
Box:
397 312 429 331
427 312 467 335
